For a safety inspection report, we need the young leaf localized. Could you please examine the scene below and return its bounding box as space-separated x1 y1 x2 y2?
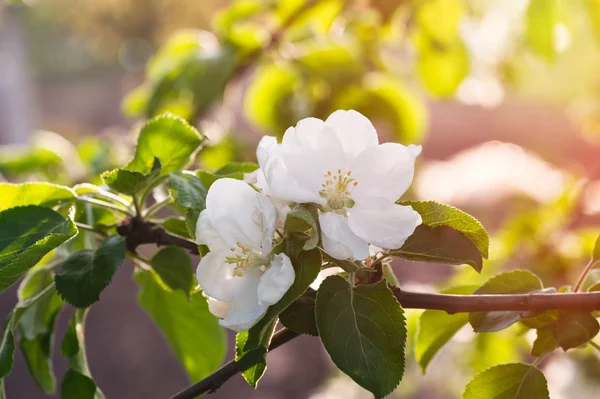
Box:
469 270 543 332
150 246 194 296
0 206 77 293
161 217 192 239
55 236 126 308
136 270 226 381
462 363 549 399
416 285 477 372
548 312 600 351
0 182 74 212
390 225 483 271
61 370 97 399
235 320 277 388
316 276 406 398
0 316 14 379
196 162 258 189
593 234 600 263
168 172 207 236
531 329 558 357
284 205 320 251
126 113 203 175
17 268 63 394
401 201 489 258
279 289 318 336
101 163 160 197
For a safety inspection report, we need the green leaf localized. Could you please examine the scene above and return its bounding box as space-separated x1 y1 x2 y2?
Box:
161 217 192 239
126 113 203 175
416 38 469 97
416 285 477 372
390 225 484 271
169 172 207 236
236 249 322 386
279 289 318 336
462 363 549 399
531 329 558 357
235 320 277 388
284 205 320 251
136 269 226 381
196 162 258 189
0 206 77 293
593 234 600 263
402 201 489 258
316 276 406 398
150 246 194 296
55 236 126 308
469 270 543 332
101 159 161 196
16 268 63 394
0 183 75 212
61 369 97 399
0 316 14 379
525 0 559 61
547 312 600 351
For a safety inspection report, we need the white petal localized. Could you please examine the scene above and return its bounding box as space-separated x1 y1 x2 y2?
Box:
219 268 267 332
262 146 323 203
350 143 421 204
257 253 295 306
257 135 278 167
205 296 232 319
325 110 379 162
348 202 422 250
319 212 369 260
205 178 268 250
195 250 245 302
195 210 228 250
257 193 278 253
310 267 344 290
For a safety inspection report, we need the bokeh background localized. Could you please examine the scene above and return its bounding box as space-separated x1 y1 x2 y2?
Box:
2 0 600 398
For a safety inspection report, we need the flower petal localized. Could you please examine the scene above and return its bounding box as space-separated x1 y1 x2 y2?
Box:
257 135 278 166
350 142 421 204
195 209 228 250
257 193 278 253
275 117 346 199
205 296 232 319
257 253 295 306
262 147 322 203
319 212 369 260
348 202 422 250
206 178 272 250
195 250 245 303
220 268 267 332
325 110 379 162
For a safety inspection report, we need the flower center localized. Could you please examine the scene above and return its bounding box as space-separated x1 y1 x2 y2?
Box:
320 169 357 212
225 241 270 277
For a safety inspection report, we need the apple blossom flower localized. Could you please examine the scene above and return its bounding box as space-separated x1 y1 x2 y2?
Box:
195 178 295 332
258 109 423 261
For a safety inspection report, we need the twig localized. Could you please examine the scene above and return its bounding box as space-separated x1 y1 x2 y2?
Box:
116 218 199 255
574 259 600 292
169 328 299 399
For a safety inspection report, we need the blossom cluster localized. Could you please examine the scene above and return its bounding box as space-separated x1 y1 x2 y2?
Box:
195 110 422 331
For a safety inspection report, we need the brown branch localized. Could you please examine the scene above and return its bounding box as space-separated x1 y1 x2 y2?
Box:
116 218 199 255
169 328 299 399
166 285 600 399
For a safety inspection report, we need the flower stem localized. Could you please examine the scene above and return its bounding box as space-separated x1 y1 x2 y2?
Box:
574 259 600 292
76 196 133 217
143 197 173 218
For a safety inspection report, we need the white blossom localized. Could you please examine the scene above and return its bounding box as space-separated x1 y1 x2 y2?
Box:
258 109 422 260
195 178 295 332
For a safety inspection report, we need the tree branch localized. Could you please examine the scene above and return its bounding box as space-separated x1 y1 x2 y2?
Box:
169 328 299 399
166 285 600 398
116 218 199 255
